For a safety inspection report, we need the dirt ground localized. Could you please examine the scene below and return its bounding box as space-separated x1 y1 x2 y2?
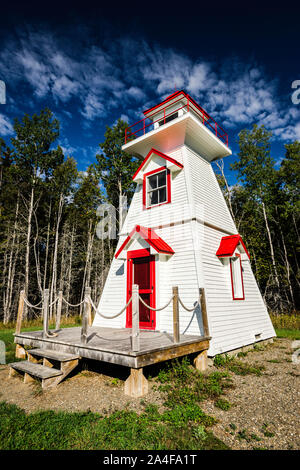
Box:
0 338 299 450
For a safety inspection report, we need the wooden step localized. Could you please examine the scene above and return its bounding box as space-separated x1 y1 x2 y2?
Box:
27 349 80 362
9 361 63 379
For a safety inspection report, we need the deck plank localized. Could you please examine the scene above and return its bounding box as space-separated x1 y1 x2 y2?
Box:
14 326 209 368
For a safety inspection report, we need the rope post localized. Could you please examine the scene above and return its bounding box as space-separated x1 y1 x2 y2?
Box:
15 290 25 335
131 284 140 352
87 287 93 326
199 288 209 337
55 290 63 331
42 289 50 339
172 286 180 344
81 287 91 345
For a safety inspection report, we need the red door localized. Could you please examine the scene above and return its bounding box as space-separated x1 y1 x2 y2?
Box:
126 249 156 330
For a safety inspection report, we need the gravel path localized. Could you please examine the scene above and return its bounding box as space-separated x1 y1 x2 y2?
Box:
0 338 299 450
201 338 300 450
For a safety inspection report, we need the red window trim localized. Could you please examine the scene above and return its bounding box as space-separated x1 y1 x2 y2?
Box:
230 253 245 300
143 166 171 210
126 249 156 330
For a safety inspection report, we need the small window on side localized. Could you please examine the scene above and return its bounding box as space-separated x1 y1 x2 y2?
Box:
230 254 245 300
143 167 171 209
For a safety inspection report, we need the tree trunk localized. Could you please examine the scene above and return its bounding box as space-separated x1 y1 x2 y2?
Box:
261 200 280 289
43 200 52 292
278 221 295 309
66 224 75 317
215 159 235 223
3 192 20 323
24 186 35 319
50 193 64 319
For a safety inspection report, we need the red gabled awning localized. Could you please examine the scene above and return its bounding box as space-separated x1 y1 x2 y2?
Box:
132 148 183 182
216 235 250 259
115 225 175 259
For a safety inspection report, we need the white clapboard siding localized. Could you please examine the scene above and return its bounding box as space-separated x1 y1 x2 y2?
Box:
184 146 237 234
201 224 275 355
93 137 276 356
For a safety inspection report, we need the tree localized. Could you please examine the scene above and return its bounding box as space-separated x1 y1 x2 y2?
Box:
11 109 63 314
48 157 78 316
232 125 281 308
72 165 103 311
95 119 139 232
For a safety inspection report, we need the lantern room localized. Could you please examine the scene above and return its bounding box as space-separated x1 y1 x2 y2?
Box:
123 90 231 162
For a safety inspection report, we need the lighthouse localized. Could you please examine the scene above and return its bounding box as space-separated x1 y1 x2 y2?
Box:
93 90 275 357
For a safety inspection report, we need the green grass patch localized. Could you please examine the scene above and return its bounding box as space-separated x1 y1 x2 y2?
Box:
0 401 229 450
215 399 231 411
275 329 300 340
0 354 231 450
213 354 265 376
157 357 234 408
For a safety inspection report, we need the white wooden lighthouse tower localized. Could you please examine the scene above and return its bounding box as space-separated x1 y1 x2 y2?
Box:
93 90 275 356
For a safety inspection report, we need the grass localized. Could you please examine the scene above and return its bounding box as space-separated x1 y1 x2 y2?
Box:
0 357 231 450
3 315 296 450
275 329 300 340
213 353 265 376
215 398 231 411
0 401 229 450
269 313 300 339
0 318 81 363
270 314 300 330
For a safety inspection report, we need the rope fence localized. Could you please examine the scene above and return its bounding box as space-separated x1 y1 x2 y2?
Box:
88 295 132 319
15 284 210 353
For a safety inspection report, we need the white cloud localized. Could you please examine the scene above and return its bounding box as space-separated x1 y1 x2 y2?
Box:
0 113 14 135
0 31 299 144
126 87 145 100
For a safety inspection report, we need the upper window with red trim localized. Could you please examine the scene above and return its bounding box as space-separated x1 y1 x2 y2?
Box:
143 167 171 209
230 254 245 300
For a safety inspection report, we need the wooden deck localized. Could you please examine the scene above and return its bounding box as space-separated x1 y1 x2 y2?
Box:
14 327 210 369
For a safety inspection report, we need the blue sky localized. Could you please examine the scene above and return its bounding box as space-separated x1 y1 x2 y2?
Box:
0 2 299 185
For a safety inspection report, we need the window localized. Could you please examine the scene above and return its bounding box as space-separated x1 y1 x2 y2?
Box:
159 111 178 127
143 167 171 209
230 254 245 300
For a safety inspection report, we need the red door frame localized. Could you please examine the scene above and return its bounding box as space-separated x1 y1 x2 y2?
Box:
126 248 156 330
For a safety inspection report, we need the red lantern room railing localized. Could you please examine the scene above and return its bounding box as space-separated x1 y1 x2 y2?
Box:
124 91 229 147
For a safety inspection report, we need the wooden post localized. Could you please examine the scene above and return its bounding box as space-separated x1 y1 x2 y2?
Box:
55 290 63 331
42 289 50 339
199 288 209 337
81 286 90 345
194 350 208 371
172 286 180 343
15 289 25 335
131 284 140 352
86 286 92 326
125 368 148 398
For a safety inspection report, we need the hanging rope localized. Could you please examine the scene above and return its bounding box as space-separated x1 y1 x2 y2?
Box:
61 297 85 308
178 296 200 312
23 297 43 310
138 295 174 311
88 295 132 319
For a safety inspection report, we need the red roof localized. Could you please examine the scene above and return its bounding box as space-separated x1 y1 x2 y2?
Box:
216 235 250 259
143 90 209 119
115 225 174 259
132 148 183 181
